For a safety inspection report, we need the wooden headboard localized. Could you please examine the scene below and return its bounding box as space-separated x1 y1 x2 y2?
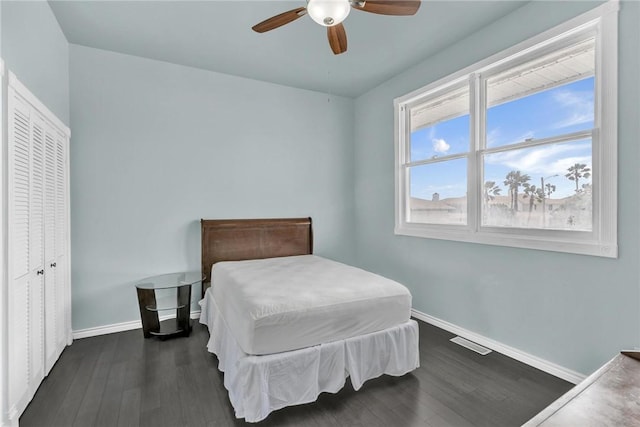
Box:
200 217 313 297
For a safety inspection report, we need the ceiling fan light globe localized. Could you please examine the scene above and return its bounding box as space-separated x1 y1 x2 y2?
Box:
307 0 351 27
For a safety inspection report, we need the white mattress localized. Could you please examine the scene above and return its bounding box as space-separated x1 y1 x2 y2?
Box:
211 255 412 355
199 290 420 422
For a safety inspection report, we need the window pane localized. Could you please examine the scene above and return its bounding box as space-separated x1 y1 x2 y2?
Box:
409 85 469 161
486 38 595 148
408 159 467 225
482 139 592 231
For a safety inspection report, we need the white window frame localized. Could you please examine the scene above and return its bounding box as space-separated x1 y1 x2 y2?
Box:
0 56 7 427
394 1 618 258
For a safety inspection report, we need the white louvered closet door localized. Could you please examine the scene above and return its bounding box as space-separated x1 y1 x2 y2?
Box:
6 73 71 421
7 86 33 417
43 124 67 372
29 111 46 395
54 131 69 354
43 125 58 372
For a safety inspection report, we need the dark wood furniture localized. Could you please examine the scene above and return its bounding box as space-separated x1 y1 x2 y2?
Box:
135 272 202 338
524 351 640 426
200 217 313 297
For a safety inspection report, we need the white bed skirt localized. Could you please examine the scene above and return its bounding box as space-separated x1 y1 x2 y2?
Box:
199 290 420 423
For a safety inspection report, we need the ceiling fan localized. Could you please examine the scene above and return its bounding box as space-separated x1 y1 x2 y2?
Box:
252 0 421 55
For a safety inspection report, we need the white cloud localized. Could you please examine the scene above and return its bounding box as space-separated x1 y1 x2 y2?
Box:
428 126 436 140
553 89 594 129
511 131 535 145
487 129 536 148
486 143 591 176
486 128 501 148
432 138 450 153
547 156 592 177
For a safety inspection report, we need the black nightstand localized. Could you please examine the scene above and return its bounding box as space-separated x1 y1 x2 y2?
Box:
135 271 203 338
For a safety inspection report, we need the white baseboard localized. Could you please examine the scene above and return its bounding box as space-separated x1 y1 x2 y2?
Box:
411 308 586 384
72 310 201 340
72 307 585 384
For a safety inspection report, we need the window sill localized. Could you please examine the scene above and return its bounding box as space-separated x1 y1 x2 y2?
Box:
395 224 617 258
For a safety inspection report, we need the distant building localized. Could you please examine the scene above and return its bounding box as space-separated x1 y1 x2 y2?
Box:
409 196 466 224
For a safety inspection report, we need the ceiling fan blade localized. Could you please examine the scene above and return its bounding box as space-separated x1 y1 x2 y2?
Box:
353 0 421 16
252 7 307 33
327 23 348 55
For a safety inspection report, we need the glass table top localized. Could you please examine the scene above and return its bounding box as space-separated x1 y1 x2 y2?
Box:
135 271 204 290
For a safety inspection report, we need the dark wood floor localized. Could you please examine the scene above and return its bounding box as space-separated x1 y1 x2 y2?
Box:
20 319 573 427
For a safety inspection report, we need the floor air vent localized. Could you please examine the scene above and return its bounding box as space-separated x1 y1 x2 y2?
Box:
450 336 492 355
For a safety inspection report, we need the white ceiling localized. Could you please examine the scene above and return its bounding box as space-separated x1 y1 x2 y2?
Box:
49 0 528 98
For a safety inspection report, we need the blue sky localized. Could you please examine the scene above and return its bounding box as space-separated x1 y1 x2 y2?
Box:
410 77 594 200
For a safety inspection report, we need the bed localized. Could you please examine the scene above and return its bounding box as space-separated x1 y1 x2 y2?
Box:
199 217 420 422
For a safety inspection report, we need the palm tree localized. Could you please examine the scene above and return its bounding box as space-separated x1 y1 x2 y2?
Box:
544 183 556 198
523 184 543 212
541 181 556 228
504 171 530 212
483 181 502 221
484 181 502 203
565 163 591 193
523 183 544 224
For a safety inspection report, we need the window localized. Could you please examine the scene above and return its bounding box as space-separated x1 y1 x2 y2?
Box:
408 83 469 226
395 2 618 257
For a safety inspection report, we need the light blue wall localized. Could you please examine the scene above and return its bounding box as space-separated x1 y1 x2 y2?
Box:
69 45 355 330
353 1 640 375
1 0 69 125
7 0 638 377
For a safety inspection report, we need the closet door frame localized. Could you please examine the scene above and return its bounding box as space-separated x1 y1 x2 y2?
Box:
4 70 71 425
0 57 10 427
7 70 72 346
